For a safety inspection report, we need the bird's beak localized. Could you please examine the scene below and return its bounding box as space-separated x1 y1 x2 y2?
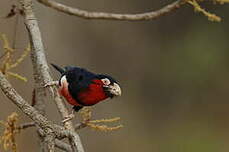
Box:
104 83 121 98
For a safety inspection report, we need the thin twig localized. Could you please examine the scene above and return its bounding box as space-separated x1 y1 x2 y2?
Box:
17 122 35 130
75 123 87 131
0 51 8 60
37 0 186 21
12 11 19 50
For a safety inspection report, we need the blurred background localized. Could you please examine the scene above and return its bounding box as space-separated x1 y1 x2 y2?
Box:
1 0 229 152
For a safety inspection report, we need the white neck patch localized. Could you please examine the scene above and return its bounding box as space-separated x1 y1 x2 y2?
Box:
60 75 68 87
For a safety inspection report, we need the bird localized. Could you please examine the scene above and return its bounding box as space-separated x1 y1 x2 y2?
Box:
50 63 122 113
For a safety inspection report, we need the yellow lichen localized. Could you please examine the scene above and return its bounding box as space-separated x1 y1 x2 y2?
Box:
80 107 123 132
89 117 121 123
86 123 123 132
0 34 30 82
9 44 31 69
187 0 221 22
213 0 229 4
7 72 28 82
0 112 19 152
79 107 92 122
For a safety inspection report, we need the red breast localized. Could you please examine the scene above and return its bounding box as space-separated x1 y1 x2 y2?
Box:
77 79 108 106
59 77 108 106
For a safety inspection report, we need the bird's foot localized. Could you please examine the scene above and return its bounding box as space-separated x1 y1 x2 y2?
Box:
43 81 59 88
62 109 75 123
42 81 59 98
62 113 75 123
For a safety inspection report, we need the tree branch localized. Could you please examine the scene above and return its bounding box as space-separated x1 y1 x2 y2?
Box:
19 0 85 150
0 71 64 134
55 140 72 152
44 134 55 152
0 71 85 151
37 0 186 21
51 88 85 152
0 72 49 128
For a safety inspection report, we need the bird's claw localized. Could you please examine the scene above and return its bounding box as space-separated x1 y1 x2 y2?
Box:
62 114 75 123
42 81 59 98
43 81 59 88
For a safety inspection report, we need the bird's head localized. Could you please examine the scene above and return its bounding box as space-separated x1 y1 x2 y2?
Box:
96 74 122 98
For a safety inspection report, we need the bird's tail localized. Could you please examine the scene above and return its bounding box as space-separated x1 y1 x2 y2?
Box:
51 63 65 74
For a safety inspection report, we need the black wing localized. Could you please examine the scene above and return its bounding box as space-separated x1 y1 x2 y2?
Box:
51 63 65 74
65 67 97 104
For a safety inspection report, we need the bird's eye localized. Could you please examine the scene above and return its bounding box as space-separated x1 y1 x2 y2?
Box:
101 78 110 86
